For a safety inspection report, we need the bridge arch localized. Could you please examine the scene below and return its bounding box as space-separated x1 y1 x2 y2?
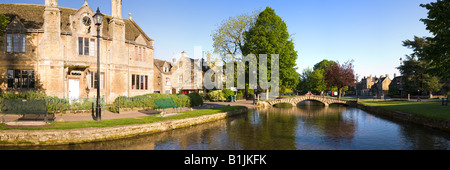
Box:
259 95 351 107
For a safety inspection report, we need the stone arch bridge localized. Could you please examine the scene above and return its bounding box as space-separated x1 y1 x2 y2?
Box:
258 95 354 107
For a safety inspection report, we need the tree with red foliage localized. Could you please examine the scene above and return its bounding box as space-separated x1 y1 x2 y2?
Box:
325 61 355 100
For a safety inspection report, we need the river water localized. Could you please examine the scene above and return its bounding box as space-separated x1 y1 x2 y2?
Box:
3 101 450 150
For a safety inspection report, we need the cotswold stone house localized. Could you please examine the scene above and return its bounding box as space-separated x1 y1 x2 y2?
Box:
153 51 205 94
0 0 154 103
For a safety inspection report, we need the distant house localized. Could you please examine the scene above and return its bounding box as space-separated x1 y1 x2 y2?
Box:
153 58 175 94
371 74 391 98
356 75 377 96
153 51 207 94
389 73 404 97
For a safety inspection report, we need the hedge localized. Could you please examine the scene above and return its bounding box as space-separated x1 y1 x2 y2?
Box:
108 92 203 113
0 92 103 113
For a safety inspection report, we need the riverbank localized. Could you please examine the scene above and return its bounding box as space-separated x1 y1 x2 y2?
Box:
357 101 450 132
0 105 249 145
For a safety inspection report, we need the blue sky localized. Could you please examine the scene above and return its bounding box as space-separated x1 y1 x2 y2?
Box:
3 0 434 80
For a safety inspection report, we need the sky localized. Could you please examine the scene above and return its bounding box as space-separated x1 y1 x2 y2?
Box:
2 0 435 81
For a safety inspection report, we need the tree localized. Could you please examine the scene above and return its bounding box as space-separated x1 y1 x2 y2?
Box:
325 61 355 100
399 57 442 95
211 9 260 62
418 0 450 80
0 14 10 45
400 37 443 95
297 60 336 94
313 59 335 71
211 9 260 98
242 7 298 94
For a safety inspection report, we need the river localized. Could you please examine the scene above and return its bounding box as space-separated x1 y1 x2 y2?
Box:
3 101 450 150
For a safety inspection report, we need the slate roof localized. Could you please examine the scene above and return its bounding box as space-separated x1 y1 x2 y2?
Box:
0 3 152 45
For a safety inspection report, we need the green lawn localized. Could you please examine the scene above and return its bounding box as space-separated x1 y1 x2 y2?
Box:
359 100 450 121
0 106 247 130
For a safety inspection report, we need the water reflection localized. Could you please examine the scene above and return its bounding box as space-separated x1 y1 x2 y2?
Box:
2 102 450 150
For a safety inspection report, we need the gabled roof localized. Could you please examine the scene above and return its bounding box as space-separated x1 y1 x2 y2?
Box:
154 58 174 74
0 3 153 45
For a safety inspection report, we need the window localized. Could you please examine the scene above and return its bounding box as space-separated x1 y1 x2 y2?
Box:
13 34 19 53
6 33 26 53
7 69 35 90
6 34 12 52
165 78 170 86
131 74 148 90
145 76 148 90
140 75 144 90
89 72 104 89
78 37 83 55
136 74 140 90
20 34 26 52
78 37 95 56
84 38 89 56
131 74 135 90
90 39 95 56
178 75 183 84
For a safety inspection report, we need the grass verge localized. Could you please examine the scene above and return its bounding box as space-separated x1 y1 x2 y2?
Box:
359 100 450 121
0 106 247 130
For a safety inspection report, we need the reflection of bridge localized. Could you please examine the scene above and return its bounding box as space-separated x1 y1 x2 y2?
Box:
258 95 354 107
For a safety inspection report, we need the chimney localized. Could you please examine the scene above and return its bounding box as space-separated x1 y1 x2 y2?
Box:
394 73 397 78
386 74 389 78
181 51 187 57
111 0 122 18
45 0 58 7
172 57 177 63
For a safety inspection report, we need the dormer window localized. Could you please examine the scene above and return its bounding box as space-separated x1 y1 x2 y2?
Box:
6 33 26 53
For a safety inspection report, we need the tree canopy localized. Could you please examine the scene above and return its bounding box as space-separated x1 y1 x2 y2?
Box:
325 61 355 99
242 7 298 93
418 0 450 80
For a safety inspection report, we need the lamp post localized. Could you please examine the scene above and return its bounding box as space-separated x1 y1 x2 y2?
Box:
93 7 104 121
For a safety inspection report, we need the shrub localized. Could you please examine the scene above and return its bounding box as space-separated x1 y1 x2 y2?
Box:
207 90 226 102
109 93 203 113
222 89 234 99
186 92 203 106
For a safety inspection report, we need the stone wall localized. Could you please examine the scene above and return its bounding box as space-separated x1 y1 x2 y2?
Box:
0 108 248 145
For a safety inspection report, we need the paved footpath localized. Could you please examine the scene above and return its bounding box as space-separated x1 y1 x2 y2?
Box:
1 100 257 122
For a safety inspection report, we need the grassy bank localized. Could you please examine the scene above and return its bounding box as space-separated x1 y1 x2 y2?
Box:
0 106 247 130
359 100 450 121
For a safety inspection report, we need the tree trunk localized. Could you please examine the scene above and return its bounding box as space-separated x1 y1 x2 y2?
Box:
338 88 342 100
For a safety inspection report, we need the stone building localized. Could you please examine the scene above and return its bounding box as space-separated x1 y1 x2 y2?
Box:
370 74 391 98
356 75 377 96
153 51 205 94
0 0 154 103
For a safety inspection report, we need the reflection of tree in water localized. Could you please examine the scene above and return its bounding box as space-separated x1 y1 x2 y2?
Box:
226 109 298 150
270 102 356 146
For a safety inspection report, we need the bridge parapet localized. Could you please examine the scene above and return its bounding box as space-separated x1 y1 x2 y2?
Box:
257 95 354 107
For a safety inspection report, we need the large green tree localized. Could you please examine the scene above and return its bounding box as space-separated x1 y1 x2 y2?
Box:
297 59 336 94
400 36 442 95
242 7 298 94
418 0 450 80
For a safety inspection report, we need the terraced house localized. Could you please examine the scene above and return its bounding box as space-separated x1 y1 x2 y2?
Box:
0 0 155 103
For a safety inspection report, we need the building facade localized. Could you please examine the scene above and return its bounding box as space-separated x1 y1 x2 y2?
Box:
0 0 154 103
153 51 205 95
